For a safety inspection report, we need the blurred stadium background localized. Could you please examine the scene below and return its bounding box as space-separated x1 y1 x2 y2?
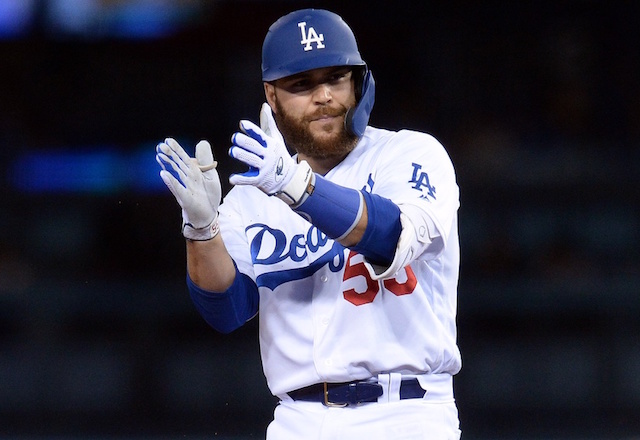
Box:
0 0 639 439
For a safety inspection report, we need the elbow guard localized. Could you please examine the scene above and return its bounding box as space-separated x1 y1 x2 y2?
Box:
364 203 444 280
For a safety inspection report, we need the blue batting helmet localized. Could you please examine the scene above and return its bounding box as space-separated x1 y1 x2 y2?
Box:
262 9 375 138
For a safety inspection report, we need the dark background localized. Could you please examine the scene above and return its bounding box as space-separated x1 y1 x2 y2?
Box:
1 0 639 438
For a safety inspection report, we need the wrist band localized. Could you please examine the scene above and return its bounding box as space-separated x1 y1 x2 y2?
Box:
275 160 315 206
183 217 220 241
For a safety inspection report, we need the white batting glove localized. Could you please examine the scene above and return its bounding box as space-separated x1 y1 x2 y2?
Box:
156 138 222 240
258 102 285 145
229 103 314 207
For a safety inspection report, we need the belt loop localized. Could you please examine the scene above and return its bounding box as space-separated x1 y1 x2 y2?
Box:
377 373 390 403
388 372 402 402
377 373 403 403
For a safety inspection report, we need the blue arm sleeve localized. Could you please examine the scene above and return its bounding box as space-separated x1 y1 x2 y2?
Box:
351 191 402 266
294 173 401 266
293 174 363 240
187 264 259 334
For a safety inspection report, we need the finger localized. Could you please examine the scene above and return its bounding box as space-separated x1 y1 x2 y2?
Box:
259 103 284 144
159 170 187 206
231 132 266 156
155 150 169 171
165 137 194 168
229 168 259 186
228 145 263 169
156 152 187 187
239 120 268 147
157 142 193 177
194 140 219 173
195 140 214 166
259 103 275 134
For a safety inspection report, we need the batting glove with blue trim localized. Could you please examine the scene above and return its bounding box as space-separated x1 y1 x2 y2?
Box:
156 138 222 240
229 103 314 207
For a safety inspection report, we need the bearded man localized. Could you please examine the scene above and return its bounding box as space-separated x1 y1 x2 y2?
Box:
156 9 462 440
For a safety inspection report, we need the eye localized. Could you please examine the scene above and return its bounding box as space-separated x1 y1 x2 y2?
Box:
327 70 352 84
282 77 312 93
292 79 311 88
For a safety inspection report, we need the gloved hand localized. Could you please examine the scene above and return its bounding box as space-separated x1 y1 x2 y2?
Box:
229 103 314 207
156 138 222 240
259 101 285 145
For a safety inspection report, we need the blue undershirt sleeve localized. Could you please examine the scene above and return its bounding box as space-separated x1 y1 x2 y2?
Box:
293 174 363 240
351 191 402 266
293 174 402 266
187 263 259 334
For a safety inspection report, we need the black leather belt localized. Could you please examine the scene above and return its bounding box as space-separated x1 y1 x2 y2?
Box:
287 378 425 407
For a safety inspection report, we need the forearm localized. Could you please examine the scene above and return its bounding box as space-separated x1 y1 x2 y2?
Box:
186 234 236 292
294 176 401 266
337 199 367 248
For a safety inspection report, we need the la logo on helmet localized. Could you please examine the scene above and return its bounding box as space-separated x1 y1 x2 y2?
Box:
298 21 325 51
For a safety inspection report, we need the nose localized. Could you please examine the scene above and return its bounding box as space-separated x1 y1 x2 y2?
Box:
312 83 332 104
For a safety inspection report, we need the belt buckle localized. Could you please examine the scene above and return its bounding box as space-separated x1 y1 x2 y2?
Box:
323 382 348 408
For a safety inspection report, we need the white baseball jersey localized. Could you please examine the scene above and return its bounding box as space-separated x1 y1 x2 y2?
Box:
218 125 461 397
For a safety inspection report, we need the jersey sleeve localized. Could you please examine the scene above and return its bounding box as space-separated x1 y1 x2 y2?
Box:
364 130 460 278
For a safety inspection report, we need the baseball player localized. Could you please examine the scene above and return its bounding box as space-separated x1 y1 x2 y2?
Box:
156 9 461 440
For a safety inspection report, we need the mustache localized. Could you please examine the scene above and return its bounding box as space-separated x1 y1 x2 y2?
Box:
307 106 347 120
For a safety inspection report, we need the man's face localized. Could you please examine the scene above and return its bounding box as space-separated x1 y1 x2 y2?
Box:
265 66 359 160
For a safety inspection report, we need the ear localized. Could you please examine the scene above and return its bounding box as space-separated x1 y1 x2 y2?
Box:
264 82 277 112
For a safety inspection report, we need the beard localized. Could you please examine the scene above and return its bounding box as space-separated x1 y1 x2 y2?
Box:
273 100 359 161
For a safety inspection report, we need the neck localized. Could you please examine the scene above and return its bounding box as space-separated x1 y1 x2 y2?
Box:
297 153 347 176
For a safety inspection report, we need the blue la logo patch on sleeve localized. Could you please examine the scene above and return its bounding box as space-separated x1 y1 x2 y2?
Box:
409 163 436 200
